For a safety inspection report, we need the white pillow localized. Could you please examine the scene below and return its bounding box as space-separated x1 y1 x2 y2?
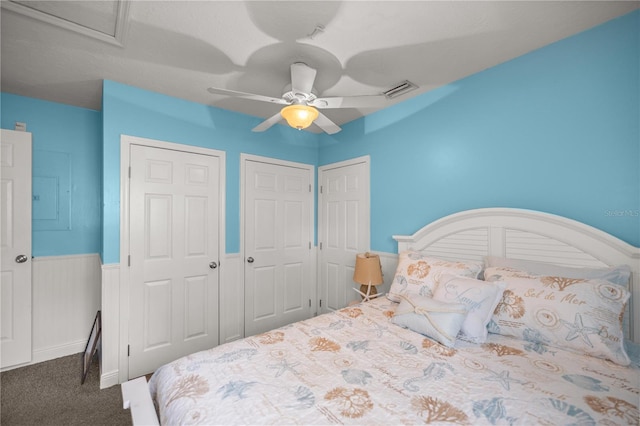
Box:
388 251 482 302
432 274 506 343
392 293 467 347
484 266 630 366
483 256 631 286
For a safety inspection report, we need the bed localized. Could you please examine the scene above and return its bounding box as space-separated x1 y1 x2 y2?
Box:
124 208 640 425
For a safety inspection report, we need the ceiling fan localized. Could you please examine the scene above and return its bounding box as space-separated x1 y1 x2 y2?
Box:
207 62 390 134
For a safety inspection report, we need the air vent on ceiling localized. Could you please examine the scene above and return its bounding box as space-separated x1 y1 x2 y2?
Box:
383 80 418 99
2 0 129 46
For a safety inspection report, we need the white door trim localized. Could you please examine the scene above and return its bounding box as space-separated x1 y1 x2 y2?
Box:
240 154 315 334
119 135 226 383
319 155 371 177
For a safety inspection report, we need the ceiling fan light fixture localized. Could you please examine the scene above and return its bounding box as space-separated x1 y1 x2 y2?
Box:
280 104 319 130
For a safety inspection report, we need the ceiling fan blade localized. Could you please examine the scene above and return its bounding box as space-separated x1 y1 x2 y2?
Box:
314 111 341 135
290 63 317 94
310 95 388 109
207 87 288 105
252 112 283 132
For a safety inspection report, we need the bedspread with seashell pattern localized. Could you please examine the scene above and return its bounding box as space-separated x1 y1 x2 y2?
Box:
149 297 639 425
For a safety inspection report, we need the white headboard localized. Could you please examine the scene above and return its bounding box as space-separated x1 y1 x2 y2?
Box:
392 208 640 343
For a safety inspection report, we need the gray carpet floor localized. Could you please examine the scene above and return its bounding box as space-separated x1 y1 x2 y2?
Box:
1 353 133 425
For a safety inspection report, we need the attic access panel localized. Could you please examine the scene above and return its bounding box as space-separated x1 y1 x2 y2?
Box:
3 0 129 45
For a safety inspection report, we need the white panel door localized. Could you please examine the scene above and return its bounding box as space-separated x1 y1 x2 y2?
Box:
128 144 220 378
244 158 312 337
0 129 32 369
318 157 370 313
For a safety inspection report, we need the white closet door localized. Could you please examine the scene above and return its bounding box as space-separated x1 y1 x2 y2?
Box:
244 158 313 337
128 144 220 378
318 157 370 312
0 129 32 369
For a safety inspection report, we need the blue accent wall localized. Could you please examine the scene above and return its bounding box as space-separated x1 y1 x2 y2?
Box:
319 10 640 253
102 80 319 263
0 93 102 257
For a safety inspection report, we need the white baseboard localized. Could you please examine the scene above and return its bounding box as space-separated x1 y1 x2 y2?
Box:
0 339 86 372
32 339 86 364
100 369 120 389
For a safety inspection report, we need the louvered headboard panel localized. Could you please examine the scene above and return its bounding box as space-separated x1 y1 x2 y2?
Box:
412 228 489 263
393 208 640 342
504 229 609 268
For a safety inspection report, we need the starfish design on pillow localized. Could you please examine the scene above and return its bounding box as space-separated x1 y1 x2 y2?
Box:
561 313 600 348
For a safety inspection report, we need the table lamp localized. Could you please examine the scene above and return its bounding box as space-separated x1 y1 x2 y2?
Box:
353 252 384 301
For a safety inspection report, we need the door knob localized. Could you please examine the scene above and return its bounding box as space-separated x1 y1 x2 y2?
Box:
247 257 254 263
209 261 217 269
15 254 28 263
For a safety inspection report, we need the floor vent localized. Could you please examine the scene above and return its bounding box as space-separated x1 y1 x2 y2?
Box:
383 80 418 99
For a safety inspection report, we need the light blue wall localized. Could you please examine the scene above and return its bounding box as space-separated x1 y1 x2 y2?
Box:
319 10 640 253
102 80 320 263
3 10 637 262
0 93 102 257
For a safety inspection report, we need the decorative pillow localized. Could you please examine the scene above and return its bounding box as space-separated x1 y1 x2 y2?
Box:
387 252 482 302
483 256 631 286
484 261 633 339
432 274 506 344
484 266 630 365
391 293 467 347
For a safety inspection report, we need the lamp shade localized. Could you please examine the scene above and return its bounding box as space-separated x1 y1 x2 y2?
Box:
353 252 383 286
280 104 319 130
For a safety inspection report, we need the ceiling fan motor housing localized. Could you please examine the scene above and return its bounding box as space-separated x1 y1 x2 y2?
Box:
282 86 317 105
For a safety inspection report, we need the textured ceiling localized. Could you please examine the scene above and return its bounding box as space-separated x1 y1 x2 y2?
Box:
1 1 638 132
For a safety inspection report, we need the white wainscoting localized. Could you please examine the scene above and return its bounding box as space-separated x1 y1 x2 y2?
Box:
220 254 243 344
100 263 120 389
378 251 399 296
32 254 101 364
